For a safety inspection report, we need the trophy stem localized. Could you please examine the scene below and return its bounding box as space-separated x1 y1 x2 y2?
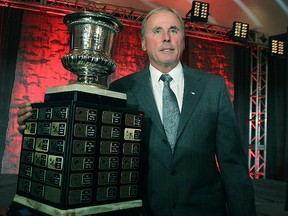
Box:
77 74 99 85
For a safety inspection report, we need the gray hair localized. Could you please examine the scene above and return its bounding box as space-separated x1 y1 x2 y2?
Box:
141 6 185 39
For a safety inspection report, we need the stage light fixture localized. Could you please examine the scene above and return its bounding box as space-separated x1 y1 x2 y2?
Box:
270 39 286 56
232 21 249 43
189 1 209 22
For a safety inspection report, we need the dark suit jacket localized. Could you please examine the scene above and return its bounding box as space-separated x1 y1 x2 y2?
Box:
109 63 256 216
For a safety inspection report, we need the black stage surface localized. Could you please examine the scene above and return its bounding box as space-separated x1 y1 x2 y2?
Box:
0 174 287 216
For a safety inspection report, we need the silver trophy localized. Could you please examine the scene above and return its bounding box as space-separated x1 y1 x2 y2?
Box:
46 11 124 98
62 11 123 87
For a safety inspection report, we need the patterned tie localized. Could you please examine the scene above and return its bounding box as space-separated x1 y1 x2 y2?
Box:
160 74 180 152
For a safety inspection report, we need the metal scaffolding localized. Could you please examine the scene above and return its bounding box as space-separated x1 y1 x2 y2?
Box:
0 0 269 178
248 42 268 179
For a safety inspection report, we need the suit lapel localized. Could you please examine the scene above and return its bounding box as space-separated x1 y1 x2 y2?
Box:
177 66 205 139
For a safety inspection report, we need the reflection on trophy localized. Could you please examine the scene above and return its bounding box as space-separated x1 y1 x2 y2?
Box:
12 11 144 216
61 11 123 87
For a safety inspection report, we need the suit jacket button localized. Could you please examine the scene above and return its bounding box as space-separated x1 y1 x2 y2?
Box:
172 203 177 209
171 170 176 176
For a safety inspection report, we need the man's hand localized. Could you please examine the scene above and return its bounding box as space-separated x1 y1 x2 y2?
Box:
17 100 41 134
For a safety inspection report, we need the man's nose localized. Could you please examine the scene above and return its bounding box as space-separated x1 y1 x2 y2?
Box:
163 31 171 42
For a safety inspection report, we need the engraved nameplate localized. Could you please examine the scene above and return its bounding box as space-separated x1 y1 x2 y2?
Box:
125 114 142 127
39 108 53 120
70 173 93 188
71 157 94 171
34 152 48 168
73 140 95 154
18 178 31 193
102 111 121 125
101 126 121 139
98 172 118 185
52 107 69 120
69 188 92 204
51 122 66 136
100 141 120 154
121 171 139 184
32 167 46 183
75 107 98 122
96 187 117 201
124 128 141 141
49 139 65 154
122 157 140 169
24 122 37 135
19 164 33 178
99 157 119 170
120 185 138 198
123 142 140 155
47 155 63 170
31 182 45 198
37 122 51 135
22 137 35 150
21 150 34 164
35 138 49 152
74 124 96 138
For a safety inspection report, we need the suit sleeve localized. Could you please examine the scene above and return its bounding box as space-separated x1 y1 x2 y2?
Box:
215 78 256 216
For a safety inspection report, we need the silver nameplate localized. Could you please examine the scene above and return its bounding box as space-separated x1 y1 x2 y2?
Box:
69 189 92 204
98 172 118 185
101 126 121 139
51 122 66 136
96 187 117 201
120 185 138 198
70 173 93 188
73 140 95 154
123 142 140 155
74 123 96 138
75 107 98 122
99 157 119 170
100 141 120 154
122 157 140 169
102 111 121 125
125 114 142 127
124 128 141 141
22 137 35 150
71 157 94 171
47 155 63 170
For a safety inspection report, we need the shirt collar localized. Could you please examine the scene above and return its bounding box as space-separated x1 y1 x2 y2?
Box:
149 62 183 85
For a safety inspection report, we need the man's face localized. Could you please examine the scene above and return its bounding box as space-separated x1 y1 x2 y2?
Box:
141 11 185 73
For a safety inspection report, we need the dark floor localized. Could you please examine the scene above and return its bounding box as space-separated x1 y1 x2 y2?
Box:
0 174 287 216
253 179 288 216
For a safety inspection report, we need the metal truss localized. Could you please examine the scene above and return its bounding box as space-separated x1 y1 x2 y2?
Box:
0 0 269 46
248 42 268 179
0 0 269 178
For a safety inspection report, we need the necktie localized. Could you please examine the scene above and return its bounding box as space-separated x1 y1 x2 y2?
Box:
160 74 180 152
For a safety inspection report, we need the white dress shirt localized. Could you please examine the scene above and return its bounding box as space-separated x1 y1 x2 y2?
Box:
150 62 184 122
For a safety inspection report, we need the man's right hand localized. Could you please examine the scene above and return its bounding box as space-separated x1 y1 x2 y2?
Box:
17 100 41 134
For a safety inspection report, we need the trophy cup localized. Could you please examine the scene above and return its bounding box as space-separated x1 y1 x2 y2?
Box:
12 11 144 216
45 11 126 105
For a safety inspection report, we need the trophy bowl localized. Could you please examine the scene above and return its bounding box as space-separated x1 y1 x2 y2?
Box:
61 11 123 87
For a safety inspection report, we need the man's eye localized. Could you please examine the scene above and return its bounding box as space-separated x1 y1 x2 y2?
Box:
170 29 178 34
154 29 162 34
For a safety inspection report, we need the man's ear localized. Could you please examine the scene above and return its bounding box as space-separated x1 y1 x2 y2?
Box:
141 39 146 51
